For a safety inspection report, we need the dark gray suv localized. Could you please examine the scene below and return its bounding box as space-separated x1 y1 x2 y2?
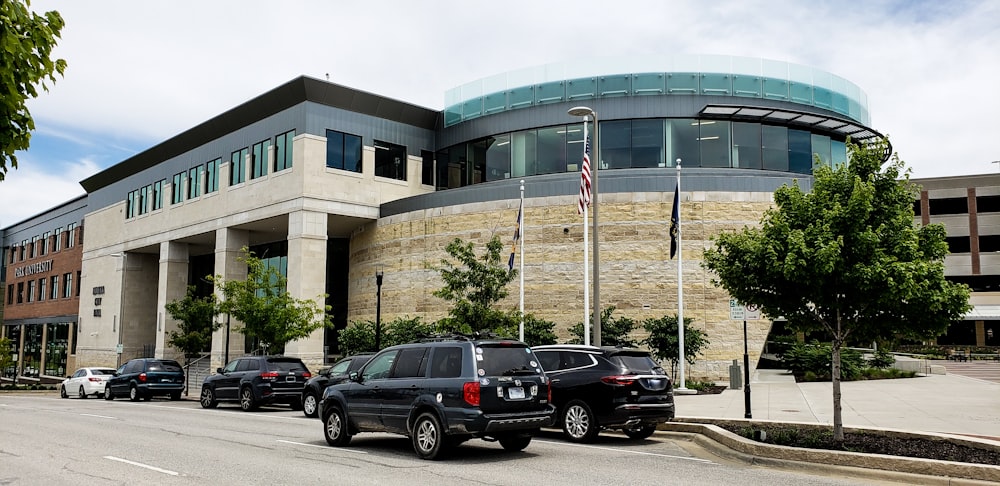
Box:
200 356 311 411
319 335 555 459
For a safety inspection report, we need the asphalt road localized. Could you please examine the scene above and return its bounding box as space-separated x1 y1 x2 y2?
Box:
0 394 902 485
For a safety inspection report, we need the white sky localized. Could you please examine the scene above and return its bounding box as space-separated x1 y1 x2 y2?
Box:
3 0 999 227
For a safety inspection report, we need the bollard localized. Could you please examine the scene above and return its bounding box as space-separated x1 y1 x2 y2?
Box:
729 359 742 390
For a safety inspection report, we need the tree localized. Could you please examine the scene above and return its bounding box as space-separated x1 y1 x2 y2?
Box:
433 236 518 334
703 140 970 443
164 286 221 360
1 1 67 181
641 314 709 383
0 337 14 383
211 248 333 353
567 306 639 347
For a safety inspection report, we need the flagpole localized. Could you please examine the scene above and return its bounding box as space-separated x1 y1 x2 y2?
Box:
582 121 590 346
519 179 525 342
676 160 689 392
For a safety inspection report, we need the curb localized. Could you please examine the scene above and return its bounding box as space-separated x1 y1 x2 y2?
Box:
660 420 1000 485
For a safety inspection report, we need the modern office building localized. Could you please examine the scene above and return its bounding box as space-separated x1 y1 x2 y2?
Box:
3 55 904 382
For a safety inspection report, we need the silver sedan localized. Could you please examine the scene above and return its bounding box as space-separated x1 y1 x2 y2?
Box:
60 367 117 399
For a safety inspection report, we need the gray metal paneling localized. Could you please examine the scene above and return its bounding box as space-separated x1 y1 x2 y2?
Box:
1 195 89 243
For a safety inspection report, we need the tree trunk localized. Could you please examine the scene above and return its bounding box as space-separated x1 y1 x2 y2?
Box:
832 314 844 444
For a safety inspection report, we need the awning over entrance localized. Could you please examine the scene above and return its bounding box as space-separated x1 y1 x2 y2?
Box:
964 305 1000 320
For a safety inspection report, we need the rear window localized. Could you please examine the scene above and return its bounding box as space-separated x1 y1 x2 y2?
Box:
92 369 115 375
147 360 182 372
479 344 540 376
612 354 664 375
268 358 308 372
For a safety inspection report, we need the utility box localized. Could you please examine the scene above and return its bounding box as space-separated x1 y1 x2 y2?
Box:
729 359 742 390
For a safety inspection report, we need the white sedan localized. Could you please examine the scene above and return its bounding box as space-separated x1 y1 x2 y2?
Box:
61 367 117 399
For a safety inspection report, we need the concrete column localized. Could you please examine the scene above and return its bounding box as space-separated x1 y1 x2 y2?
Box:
156 242 189 361
976 320 985 347
283 210 328 368
212 228 249 370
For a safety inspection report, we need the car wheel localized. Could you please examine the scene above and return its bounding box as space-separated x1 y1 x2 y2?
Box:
104 387 114 400
562 399 600 443
60 386 68 399
200 386 218 408
323 406 352 446
302 392 318 418
169 391 182 401
498 433 533 452
78 386 88 399
129 384 141 402
412 412 446 460
239 387 257 411
622 423 657 440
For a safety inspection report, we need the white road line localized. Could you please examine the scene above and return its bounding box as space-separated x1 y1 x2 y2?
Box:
80 413 116 419
534 439 715 463
104 456 180 476
277 439 369 454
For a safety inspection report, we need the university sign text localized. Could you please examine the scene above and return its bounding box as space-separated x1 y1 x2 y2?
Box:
13 259 54 279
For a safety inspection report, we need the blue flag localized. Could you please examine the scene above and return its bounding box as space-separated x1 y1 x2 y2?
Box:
509 203 522 271
669 186 679 259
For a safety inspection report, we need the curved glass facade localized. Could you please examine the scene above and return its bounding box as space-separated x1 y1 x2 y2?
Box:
435 118 847 190
444 56 870 128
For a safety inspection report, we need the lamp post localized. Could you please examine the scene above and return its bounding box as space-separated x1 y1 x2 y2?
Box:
375 264 384 351
568 106 601 347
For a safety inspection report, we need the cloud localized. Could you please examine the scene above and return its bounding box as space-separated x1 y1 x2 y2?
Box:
0 156 98 228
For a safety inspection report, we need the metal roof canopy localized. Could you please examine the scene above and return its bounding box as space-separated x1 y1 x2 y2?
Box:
699 104 891 162
964 305 1000 321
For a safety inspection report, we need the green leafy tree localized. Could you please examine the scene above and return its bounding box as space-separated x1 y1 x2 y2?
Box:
567 306 638 347
492 313 558 347
164 286 221 360
433 236 518 334
703 140 970 443
1 1 67 181
641 314 709 383
0 337 14 380
211 248 333 354
338 317 436 355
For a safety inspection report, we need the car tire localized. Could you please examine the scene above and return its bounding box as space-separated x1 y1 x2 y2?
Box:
78 386 88 399
302 392 318 418
412 412 446 460
169 391 182 401
498 433 533 452
129 384 141 402
323 406 352 447
104 387 114 400
622 423 657 440
60 386 68 399
200 386 218 408
239 386 257 411
562 399 600 443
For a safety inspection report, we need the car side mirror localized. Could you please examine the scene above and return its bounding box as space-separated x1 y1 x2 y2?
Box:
349 371 360 382
216 367 224 374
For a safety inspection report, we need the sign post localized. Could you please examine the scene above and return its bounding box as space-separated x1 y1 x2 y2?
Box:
731 299 759 419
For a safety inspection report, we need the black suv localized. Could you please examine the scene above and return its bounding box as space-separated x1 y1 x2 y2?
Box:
200 356 312 411
532 345 674 442
301 353 373 418
104 358 185 402
318 335 555 459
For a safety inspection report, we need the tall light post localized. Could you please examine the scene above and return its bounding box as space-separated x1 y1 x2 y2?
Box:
374 264 384 351
568 106 601 346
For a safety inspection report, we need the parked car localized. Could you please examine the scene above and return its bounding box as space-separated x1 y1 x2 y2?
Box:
200 356 312 411
301 353 373 418
104 358 185 402
319 334 555 460
531 344 674 442
61 367 117 399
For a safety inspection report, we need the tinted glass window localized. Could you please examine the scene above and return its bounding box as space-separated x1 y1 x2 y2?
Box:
363 351 397 380
430 347 464 378
612 354 664 374
392 347 428 378
148 360 182 372
563 351 595 370
125 361 142 374
92 369 115 375
329 360 351 375
479 345 538 376
268 359 308 372
223 360 239 373
534 350 560 372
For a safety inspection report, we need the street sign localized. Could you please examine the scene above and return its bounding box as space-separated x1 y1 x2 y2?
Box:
730 299 761 320
745 303 762 320
116 344 123 354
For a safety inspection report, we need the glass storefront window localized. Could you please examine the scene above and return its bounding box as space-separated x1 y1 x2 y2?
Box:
811 134 832 167
832 140 848 168
485 135 511 181
631 119 664 168
732 122 762 169
699 120 731 168
536 126 567 175
44 323 69 377
668 119 700 167
788 129 812 174
762 125 789 171
601 121 631 170
23 324 42 378
511 131 536 178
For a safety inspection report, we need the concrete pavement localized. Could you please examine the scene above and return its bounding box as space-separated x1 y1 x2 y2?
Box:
674 363 1000 440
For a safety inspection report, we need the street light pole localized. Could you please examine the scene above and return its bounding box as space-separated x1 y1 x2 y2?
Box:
375 264 384 351
568 106 601 347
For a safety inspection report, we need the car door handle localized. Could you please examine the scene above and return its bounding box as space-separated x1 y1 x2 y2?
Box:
550 378 561 383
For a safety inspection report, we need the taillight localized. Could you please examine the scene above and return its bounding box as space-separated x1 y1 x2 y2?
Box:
600 375 636 386
260 371 279 380
463 382 481 406
547 383 552 403
88 377 102 382
138 372 147 383
302 372 312 379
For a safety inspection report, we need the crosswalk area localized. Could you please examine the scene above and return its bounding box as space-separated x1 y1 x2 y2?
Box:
931 359 1000 383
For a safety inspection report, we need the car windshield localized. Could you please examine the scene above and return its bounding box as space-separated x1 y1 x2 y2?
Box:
268 359 307 372
147 360 182 372
479 344 538 376
613 354 665 374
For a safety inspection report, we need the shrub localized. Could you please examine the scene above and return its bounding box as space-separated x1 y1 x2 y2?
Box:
781 342 864 380
869 349 895 369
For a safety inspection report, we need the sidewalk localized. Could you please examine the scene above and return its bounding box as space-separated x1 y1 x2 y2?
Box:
673 368 1000 440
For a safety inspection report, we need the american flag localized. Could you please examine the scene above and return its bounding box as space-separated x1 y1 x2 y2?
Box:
578 136 592 215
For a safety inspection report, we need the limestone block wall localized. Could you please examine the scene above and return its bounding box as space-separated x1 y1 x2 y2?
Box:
350 190 778 382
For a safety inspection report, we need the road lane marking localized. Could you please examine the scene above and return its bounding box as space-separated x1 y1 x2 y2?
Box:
534 439 715 463
80 413 116 419
277 439 369 454
104 456 180 476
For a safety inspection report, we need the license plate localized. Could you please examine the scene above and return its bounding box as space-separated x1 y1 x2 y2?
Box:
285 376 296 382
508 387 525 399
